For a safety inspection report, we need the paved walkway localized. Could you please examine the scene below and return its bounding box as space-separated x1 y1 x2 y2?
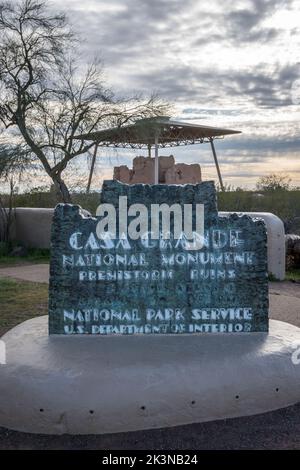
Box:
0 264 49 284
269 281 300 327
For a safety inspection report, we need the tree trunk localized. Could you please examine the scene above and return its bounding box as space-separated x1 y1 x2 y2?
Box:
52 174 72 203
15 117 72 203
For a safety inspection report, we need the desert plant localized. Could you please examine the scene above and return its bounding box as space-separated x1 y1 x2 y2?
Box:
256 173 291 192
0 177 15 249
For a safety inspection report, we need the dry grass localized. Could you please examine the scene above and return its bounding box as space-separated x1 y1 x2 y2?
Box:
0 277 48 337
0 248 50 267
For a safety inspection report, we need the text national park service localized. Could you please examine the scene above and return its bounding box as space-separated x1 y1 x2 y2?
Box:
48 180 268 334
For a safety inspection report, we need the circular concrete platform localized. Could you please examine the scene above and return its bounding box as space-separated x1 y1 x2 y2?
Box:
1 316 300 435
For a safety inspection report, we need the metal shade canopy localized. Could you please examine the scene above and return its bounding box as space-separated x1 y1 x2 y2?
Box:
74 116 241 190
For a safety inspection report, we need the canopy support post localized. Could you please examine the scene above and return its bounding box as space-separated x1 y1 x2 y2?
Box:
210 138 225 191
154 135 159 184
86 142 98 194
148 144 151 158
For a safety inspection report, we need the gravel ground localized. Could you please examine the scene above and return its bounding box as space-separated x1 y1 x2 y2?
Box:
1 403 300 450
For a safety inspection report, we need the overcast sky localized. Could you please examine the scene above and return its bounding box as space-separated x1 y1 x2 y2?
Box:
53 0 300 189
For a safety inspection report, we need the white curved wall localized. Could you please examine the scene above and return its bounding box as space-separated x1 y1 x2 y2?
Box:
220 212 285 280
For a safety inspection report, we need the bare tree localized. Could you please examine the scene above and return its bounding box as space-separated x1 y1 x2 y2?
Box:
0 0 169 202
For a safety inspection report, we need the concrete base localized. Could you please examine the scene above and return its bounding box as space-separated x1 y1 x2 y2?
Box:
1 316 300 435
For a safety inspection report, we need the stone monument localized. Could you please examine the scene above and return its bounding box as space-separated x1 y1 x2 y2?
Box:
49 180 268 335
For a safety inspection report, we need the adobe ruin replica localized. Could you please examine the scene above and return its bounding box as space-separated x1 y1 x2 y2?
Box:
1 118 300 435
113 155 202 185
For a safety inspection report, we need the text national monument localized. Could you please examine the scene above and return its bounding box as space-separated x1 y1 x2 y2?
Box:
49 180 269 335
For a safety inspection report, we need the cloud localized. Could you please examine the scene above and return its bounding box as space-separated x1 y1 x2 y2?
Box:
224 0 285 43
132 62 300 109
48 0 300 188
